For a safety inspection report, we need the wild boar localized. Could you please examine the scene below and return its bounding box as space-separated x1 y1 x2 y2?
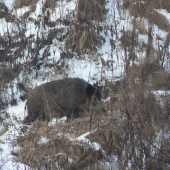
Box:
18 78 105 123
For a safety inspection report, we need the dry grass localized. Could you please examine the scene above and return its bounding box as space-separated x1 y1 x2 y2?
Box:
13 0 38 9
42 0 60 12
65 23 102 54
77 0 107 23
123 0 170 12
0 2 15 22
65 0 107 54
125 0 170 31
143 0 170 12
12 114 108 169
0 2 8 18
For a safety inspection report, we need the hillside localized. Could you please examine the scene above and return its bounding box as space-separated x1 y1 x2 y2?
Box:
0 0 170 169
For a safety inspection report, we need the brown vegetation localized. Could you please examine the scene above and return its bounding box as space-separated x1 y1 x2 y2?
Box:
12 114 107 169
65 0 107 54
0 2 15 22
65 23 102 54
42 0 60 12
124 0 170 31
13 0 39 9
77 0 107 23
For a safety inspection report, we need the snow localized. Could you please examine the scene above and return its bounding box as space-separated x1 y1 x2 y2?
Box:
0 101 28 170
49 0 77 21
71 131 104 152
16 6 30 17
156 9 170 24
1 0 15 11
0 18 12 35
48 116 67 126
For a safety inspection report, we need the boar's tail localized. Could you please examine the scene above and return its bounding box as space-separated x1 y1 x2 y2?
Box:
17 82 29 93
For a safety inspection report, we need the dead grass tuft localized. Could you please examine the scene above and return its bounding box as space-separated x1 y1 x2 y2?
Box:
0 2 15 22
64 0 107 54
0 2 8 18
14 0 39 9
126 0 170 31
13 114 108 169
143 0 170 12
65 24 102 54
77 0 107 23
42 0 60 12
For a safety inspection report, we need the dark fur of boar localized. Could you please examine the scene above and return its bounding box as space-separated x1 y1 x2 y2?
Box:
18 78 105 123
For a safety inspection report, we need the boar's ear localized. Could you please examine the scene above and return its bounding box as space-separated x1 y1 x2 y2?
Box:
86 84 95 98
